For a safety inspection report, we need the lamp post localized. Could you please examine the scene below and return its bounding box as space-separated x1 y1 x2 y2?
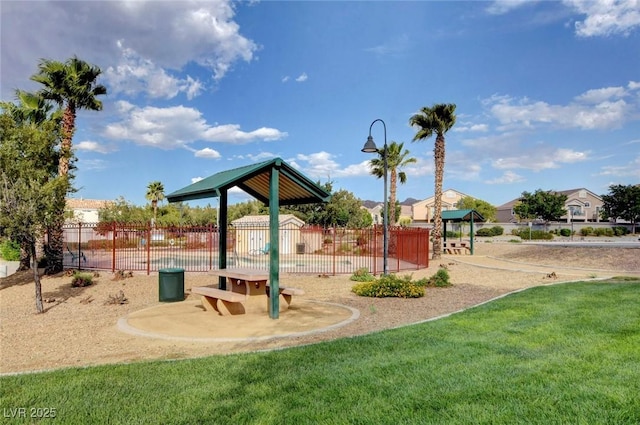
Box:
362 119 388 275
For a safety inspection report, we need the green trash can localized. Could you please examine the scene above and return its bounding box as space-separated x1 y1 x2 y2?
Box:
158 268 185 302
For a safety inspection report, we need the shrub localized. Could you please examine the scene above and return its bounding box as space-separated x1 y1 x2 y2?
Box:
612 226 629 236
476 226 504 237
352 274 424 298
426 268 451 287
71 271 94 288
580 227 594 236
350 267 375 282
445 231 461 238
559 228 572 237
512 228 554 240
0 239 20 261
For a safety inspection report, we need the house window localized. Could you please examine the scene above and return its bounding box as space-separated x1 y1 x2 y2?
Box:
446 191 456 198
579 190 587 198
584 202 590 207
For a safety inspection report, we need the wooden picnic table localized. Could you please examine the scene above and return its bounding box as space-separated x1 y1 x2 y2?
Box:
192 267 303 315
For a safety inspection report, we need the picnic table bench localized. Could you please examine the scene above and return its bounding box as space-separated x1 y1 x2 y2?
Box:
191 267 304 315
443 242 470 255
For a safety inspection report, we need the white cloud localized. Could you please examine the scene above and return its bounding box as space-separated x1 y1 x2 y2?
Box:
485 84 637 130
81 159 109 171
104 103 287 149
282 76 290 83
453 122 490 132
628 81 640 90
364 34 410 55
76 140 114 154
194 148 222 159
0 1 257 98
485 171 526 184
295 73 308 82
104 41 204 100
491 148 590 171
564 0 640 37
191 177 204 184
486 0 534 15
599 155 640 177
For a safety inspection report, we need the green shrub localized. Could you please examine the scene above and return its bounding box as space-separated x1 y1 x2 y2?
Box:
559 228 572 237
0 239 20 261
71 272 94 288
445 231 461 238
580 227 594 236
612 226 629 236
512 228 554 240
426 268 451 287
350 267 375 282
476 226 504 237
352 274 424 298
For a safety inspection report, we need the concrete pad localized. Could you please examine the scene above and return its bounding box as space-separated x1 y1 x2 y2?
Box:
118 299 359 342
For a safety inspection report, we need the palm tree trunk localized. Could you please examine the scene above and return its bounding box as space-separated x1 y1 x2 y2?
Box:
389 171 397 226
59 105 76 177
45 218 65 275
432 134 446 260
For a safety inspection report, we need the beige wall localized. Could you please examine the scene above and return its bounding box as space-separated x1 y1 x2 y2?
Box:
412 190 468 223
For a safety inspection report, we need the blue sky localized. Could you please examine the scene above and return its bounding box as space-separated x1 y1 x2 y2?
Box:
2 0 639 208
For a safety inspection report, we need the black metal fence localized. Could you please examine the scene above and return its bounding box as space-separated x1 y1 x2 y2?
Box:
63 222 430 275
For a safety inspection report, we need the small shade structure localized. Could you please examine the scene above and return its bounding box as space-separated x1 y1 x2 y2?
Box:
441 209 485 255
166 158 331 319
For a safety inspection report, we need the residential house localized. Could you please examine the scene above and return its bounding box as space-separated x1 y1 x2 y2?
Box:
65 198 113 223
496 188 604 223
411 189 472 224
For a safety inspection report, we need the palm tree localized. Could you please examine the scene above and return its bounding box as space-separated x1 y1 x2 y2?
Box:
368 141 417 225
31 56 107 177
30 56 107 273
1 90 56 125
409 104 457 260
146 181 166 225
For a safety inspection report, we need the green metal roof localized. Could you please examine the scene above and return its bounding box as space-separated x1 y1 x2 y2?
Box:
441 209 485 222
166 157 331 205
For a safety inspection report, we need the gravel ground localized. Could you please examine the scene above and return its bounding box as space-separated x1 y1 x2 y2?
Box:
1 242 638 374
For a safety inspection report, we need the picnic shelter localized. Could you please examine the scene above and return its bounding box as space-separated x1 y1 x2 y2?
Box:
442 209 485 255
166 157 331 319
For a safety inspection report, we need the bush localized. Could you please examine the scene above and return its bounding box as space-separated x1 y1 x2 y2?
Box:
476 226 504 237
0 239 20 261
350 267 375 282
580 227 594 236
612 226 629 236
512 228 554 240
559 228 572 237
71 271 94 288
445 231 461 238
352 274 424 298
426 268 451 287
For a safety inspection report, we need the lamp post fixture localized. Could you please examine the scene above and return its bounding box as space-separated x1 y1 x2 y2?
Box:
362 118 388 275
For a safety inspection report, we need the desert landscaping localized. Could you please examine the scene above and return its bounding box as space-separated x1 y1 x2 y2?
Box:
1 241 638 375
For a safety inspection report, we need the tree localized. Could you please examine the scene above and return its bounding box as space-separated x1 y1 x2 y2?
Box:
146 181 166 225
410 103 457 259
0 90 56 125
369 141 417 225
0 113 67 313
456 197 497 222
30 56 107 273
601 184 640 233
513 190 568 225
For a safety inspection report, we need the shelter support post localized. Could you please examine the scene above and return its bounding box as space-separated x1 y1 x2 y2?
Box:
218 190 228 290
269 167 280 319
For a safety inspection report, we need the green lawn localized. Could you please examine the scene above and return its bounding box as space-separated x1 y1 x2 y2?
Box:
2 279 639 424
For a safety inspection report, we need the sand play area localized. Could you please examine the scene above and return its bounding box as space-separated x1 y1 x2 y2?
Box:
1 241 638 375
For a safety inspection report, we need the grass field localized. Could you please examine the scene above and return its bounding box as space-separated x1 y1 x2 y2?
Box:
1 279 639 424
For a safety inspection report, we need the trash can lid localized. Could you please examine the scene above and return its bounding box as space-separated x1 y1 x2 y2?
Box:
159 268 185 273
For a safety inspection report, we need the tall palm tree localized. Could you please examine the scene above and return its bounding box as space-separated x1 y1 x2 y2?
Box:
146 181 166 225
409 103 457 260
368 141 417 225
31 56 107 177
30 56 107 273
1 90 56 125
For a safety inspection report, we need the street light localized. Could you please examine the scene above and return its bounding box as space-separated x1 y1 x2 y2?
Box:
362 119 388 275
